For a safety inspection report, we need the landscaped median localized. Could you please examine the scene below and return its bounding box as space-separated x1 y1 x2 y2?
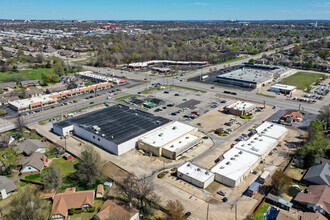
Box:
256 93 276 98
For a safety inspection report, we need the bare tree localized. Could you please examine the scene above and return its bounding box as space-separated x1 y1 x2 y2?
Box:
166 200 186 220
317 105 330 130
15 114 26 136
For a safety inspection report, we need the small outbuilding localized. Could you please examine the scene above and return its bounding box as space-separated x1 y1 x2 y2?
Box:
63 152 73 160
96 184 104 198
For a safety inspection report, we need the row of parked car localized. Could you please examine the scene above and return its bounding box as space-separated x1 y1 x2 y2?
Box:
292 97 317 103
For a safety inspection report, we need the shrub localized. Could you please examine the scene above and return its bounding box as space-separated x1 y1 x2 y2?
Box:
171 167 177 172
214 128 223 135
87 207 95 212
157 171 169 178
0 109 7 116
69 208 75 215
240 115 247 119
75 209 82 214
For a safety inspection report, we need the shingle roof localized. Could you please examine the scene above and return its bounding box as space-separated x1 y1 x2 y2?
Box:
0 176 17 194
18 152 46 172
295 185 330 215
52 189 95 218
304 163 330 186
95 200 138 220
16 139 47 156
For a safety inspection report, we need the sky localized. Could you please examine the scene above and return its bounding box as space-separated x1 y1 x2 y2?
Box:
0 0 329 20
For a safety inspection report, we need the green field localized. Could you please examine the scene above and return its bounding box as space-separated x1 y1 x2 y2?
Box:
51 157 79 177
253 202 270 220
281 72 323 90
0 68 54 83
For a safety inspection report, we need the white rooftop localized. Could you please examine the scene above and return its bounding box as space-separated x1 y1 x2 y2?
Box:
9 95 54 108
178 162 214 183
128 60 207 67
163 134 199 152
271 84 296 91
226 101 256 111
77 71 122 84
255 121 287 140
234 133 278 157
139 121 196 148
211 148 260 182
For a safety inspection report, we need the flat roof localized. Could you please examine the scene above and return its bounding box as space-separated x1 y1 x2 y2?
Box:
139 121 196 148
178 162 214 183
55 104 171 145
211 148 260 182
217 67 273 84
9 95 54 108
255 121 287 140
163 134 199 152
226 101 256 111
234 133 278 157
270 84 297 91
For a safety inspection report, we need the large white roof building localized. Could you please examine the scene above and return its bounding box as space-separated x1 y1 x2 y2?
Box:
211 148 260 187
255 121 287 140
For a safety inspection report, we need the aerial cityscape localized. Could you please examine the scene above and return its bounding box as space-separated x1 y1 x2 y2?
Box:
0 1 329 220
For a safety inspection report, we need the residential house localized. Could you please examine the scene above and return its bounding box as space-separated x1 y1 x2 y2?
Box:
281 111 304 123
16 139 48 156
45 84 68 94
303 163 330 186
0 82 17 91
52 187 95 219
0 176 17 199
94 200 139 220
18 152 47 176
96 184 104 198
294 185 330 218
27 89 43 98
315 157 330 165
20 79 40 88
44 46 56 53
276 210 328 220
0 95 19 106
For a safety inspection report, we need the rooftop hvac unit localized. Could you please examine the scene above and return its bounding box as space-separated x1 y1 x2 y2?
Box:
270 124 274 127
158 133 163 137
172 126 177 130
186 136 190 139
241 144 245 147
230 157 235 160
235 154 239 157
259 139 263 141
239 151 243 154
111 135 114 139
226 162 231 165
251 141 255 143
187 163 190 167
101 134 105 137
205 171 209 175
248 143 251 146
254 137 258 140
251 147 259 152
96 131 99 134
220 166 225 169
170 145 174 148
179 141 182 144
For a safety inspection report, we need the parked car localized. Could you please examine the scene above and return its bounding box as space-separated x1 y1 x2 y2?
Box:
90 102 94 104
221 100 227 103
170 112 177 116
185 212 191 218
164 91 169 94
167 103 174 107
174 93 180 96
222 197 228 202
231 92 237 95
217 190 226 196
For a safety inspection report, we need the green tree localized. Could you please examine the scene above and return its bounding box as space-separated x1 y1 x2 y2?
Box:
7 185 51 220
271 170 292 195
76 145 101 186
248 58 255 64
308 119 323 140
0 147 18 175
0 109 7 116
0 87 4 94
41 163 62 190
317 105 330 130
53 63 64 76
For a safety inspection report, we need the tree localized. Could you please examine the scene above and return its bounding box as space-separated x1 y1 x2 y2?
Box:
41 163 62 190
36 53 44 63
76 145 101 186
0 147 18 175
7 185 51 220
166 200 186 220
317 105 330 130
0 87 4 94
53 63 64 76
0 109 6 116
119 173 137 204
248 58 255 64
15 115 26 136
271 170 292 195
308 119 323 140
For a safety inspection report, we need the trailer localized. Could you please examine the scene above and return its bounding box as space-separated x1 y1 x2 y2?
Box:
200 75 209 80
248 182 260 196
259 171 271 184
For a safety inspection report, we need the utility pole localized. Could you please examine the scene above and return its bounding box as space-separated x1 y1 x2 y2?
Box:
235 203 237 220
206 203 209 220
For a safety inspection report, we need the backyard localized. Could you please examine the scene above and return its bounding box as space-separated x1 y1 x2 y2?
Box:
253 202 270 220
281 72 323 90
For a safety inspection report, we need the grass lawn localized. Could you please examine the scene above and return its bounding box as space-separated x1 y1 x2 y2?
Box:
70 200 104 220
172 85 207 93
51 157 79 177
223 57 244 64
281 72 323 90
0 68 54 83
24 173 41 183
141 85 169 94
254 202 270 220
115 94 137 101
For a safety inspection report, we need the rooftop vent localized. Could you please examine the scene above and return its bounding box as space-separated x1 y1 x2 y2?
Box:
230 157 235 160
220 166 225 169
170 145 174 148
158 133 163 137
187 163 190 167
186 136 190 139
205 171 209 175
239 151 243 154
197 168 201 171
226 162 231 165
172 126 177 130
235 154 239 157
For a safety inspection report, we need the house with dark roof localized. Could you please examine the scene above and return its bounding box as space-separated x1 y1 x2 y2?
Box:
94 200 139 220
303 163 330 186
0 82 17 91
52 187 95 219
17 152 47 176
0 176 17 199
16 139 48 156
27 89 43 98
294 185 330 218
20 79 40 88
